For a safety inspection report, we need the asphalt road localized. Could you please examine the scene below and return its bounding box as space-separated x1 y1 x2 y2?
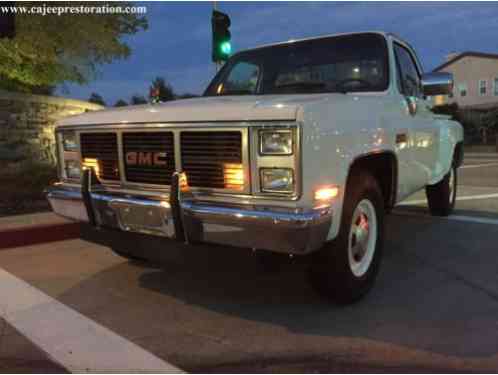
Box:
0 154 497 373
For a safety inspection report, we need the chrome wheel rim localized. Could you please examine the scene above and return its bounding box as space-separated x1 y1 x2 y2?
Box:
449 168 455 204
348 199 377 278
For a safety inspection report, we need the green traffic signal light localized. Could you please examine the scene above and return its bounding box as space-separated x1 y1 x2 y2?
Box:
220 41 231 55
212 10 231 62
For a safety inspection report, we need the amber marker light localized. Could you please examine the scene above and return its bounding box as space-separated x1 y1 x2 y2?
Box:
81 158 100 178
179 172 189 192
314 186 339 201
223 163 244 190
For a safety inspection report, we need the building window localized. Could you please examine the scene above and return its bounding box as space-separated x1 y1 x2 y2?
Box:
494 77 498 96
479 79 487 96
458 83 467 97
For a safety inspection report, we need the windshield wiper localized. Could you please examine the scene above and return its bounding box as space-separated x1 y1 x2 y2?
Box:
275 81 327 90
217 89 253 96
270 81 349 94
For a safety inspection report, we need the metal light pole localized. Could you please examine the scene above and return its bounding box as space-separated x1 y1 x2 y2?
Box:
213 0 220 73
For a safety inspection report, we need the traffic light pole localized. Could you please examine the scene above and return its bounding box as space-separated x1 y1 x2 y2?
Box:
213 0 219 72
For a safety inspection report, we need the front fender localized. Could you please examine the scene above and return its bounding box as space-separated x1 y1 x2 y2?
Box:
430 119 464 185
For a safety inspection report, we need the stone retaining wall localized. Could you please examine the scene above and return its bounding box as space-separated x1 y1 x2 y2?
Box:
0 90 103 167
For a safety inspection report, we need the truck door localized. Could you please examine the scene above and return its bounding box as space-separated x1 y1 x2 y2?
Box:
393 42 438 191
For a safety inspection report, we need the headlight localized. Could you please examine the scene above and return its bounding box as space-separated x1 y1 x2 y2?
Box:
259 130 293 155
58 130 80 180
260 168 294 193
62 131 78 152
64 159 81 179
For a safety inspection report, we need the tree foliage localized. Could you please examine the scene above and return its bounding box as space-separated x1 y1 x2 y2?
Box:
482 108 498 131
88 92 106 106
130 94 147 105
177 93 199 99
149 77 175 102
431 103 459 119
0 1 147 93
114 99 128 107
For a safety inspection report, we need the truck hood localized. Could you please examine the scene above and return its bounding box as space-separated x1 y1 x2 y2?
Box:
58 94 337 127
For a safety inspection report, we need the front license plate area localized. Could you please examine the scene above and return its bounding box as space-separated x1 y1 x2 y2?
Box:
110 201 174 237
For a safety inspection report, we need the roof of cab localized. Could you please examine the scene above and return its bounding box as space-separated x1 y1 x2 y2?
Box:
239 31 391 54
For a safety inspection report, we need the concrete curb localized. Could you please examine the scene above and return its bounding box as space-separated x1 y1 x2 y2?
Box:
465 152 498 158
0 222 80 250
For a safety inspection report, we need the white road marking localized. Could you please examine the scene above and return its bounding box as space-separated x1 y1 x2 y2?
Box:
461 163 498 169
394 210 498 225
0 269 183 373
399 193 498 206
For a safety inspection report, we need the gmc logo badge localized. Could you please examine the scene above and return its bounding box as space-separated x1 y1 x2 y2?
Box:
126 152 167 166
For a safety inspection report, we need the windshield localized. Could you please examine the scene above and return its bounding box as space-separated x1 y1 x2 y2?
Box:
204 33 389 96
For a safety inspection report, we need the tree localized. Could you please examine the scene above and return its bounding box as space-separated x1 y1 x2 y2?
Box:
130 94 147 105
0 1 147 93
431 102 459 119
149 77 175 103
114 99 128 107
177 93 199 99
88 92 106 106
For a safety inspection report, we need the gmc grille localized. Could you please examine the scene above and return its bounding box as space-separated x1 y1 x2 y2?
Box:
180 131 242 189
78 130 244 190
80 133 120 181
123 132 175 185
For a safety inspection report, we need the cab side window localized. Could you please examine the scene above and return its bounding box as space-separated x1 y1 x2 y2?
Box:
394 43 422 98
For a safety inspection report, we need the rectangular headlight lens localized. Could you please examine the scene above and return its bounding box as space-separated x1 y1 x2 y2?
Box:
259 130 293 155
260 168 294 193
62 131 78 152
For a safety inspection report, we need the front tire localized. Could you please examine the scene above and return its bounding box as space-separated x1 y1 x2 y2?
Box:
310 171 384 304
425 165 457 216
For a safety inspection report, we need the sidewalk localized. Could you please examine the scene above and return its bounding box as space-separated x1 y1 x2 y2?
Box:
465 152 498 159
0 212 80 250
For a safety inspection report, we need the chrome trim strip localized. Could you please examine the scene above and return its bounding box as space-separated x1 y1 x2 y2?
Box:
56 120 294 131
117 132 126 185
46 184 331 254
181 201 331 229
46 186 82 202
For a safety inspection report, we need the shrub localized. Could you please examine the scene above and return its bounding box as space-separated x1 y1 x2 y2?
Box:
0 160 57 215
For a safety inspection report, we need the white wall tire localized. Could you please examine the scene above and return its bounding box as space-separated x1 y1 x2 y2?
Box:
426 165 457 217
348 199 378 278
309 170 384 305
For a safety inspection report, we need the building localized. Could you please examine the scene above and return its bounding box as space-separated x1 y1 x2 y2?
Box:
433 52 498 109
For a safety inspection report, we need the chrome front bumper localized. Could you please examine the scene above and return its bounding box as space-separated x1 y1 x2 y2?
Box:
46 178 332 254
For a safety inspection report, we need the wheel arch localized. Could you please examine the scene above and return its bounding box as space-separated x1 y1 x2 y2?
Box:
346 151 398 211
453 141 464 168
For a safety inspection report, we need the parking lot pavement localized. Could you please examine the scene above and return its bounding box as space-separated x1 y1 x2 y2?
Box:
0 154 496 373
0 319 66 373
0 205 498 373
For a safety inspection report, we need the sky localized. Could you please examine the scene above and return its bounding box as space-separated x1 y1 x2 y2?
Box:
58 1 498 105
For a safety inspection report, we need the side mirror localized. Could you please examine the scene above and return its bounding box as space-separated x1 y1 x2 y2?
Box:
421 72 453 96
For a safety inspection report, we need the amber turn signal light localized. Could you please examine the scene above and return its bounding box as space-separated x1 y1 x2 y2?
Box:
314 186 339 201
223 163 244 190
81 158 100 178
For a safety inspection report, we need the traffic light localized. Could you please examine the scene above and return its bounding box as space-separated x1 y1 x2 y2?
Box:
0 2 15 39
211 10 231 63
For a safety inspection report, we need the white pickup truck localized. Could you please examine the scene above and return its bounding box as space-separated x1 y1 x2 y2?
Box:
47 31 464 304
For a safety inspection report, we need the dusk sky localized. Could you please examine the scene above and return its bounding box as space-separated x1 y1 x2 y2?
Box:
59 1 498 105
